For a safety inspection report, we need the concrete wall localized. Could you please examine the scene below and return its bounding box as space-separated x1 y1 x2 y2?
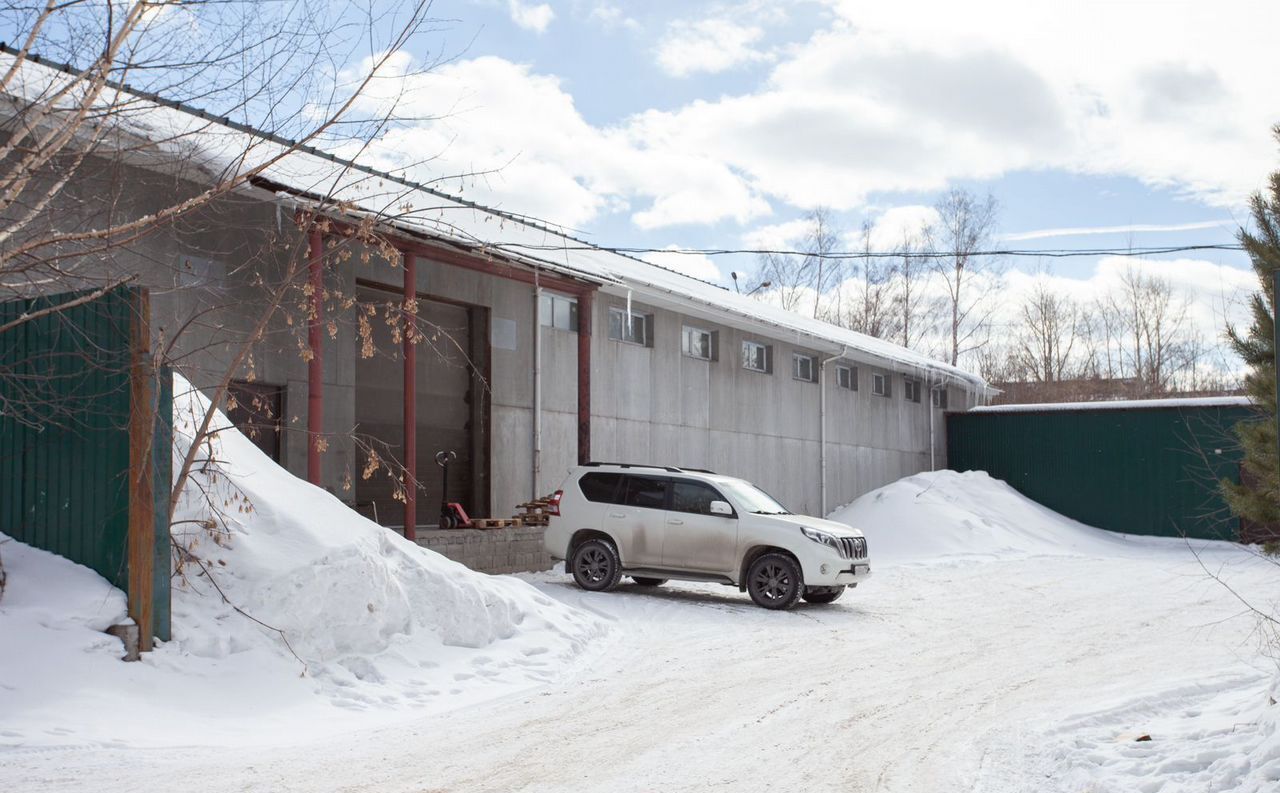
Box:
415 526 552 575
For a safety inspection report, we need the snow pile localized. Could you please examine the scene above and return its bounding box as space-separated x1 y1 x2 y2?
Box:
829 469 1152 564
0 375 604 749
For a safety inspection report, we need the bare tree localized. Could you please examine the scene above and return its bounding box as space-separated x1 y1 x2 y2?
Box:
892 230 934 351
1012 282 1085 383
840 220 897 338
1098 264 1198 394
0 2 470 539
752 207 842 316
924 189 1002 365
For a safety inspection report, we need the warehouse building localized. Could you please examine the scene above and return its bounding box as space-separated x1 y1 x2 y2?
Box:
2 53 992 557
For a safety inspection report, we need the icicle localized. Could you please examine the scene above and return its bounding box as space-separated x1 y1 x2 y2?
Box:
626 289 633 320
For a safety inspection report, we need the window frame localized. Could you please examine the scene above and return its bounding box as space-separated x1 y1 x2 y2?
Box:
539 292 579 333
835 364 857 391
681 325 716 361
608 305 652 347
871 372 891 398
742 340 772 374
931 386 949 409
792 352 818 383
904 377 922 403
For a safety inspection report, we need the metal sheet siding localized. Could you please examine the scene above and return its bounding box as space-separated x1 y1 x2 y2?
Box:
946 404 1254 540
0 287 170 640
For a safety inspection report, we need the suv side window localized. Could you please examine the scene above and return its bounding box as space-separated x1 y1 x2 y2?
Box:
579 472 624 504
621 475 670 510
671 480 729 515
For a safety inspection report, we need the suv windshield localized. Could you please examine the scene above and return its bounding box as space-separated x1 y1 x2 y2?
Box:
717 479 791 515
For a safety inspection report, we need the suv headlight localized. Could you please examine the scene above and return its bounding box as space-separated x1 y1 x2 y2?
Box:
800 526 841 552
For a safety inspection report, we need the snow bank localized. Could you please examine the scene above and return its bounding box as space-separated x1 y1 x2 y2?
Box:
985 672 1280 793
0 375 604 749
829 469 1159 564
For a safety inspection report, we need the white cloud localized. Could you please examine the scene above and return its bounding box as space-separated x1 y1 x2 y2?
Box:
346 1 1280 232
1000 220 1237 242
343 56 769 229
655 18 771 77
508 0 554 33
587 2 640 33
642 247 724 282
742 218 812 249
866 205 939 250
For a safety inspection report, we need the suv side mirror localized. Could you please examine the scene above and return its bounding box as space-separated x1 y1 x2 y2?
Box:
709 500 733 517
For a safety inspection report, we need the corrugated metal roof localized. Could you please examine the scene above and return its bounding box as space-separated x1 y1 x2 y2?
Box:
971 396 1253 414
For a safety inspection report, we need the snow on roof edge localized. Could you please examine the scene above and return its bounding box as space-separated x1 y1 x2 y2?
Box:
970 396 1254 413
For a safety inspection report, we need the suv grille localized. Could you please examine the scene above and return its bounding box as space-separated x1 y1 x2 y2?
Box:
837 536 868 560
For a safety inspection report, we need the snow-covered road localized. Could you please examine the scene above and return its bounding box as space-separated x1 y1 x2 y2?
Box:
8 544 1275 792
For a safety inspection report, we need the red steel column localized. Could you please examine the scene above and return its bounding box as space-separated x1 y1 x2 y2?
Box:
307 228 324 486
577 289 593 465
402 251 417 541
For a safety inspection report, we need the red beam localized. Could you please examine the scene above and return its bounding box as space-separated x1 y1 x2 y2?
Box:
402 252 418 541
577 289 594 465
307 228 324 486
319 216 595 296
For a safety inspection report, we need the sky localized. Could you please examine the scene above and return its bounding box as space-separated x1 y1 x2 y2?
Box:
9 0 1276 367
337 0 1277 359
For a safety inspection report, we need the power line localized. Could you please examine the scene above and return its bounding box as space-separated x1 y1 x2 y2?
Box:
491 242 1245 260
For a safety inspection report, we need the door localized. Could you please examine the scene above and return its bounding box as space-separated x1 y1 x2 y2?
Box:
661 479 739 573
603 474 670 568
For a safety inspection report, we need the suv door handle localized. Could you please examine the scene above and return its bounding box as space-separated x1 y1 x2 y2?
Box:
608 512 626 519
667 518 684 525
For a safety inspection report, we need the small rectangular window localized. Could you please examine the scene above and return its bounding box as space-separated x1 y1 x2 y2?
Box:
539 293 579 332
904 378 921 403
932 387 949 409
872 372 890 397
682 326 715 360
608 306 650 346
792 353 817 383
836 365 856 390
742 340 772 373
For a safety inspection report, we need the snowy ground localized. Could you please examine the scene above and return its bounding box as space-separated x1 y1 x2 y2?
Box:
2 409 1280 793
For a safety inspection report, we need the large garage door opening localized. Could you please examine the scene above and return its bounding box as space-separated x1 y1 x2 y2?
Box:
353 283 489 530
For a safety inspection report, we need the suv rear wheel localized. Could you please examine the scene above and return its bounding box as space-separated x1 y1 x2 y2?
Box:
571 538 623 592
746 553 804 610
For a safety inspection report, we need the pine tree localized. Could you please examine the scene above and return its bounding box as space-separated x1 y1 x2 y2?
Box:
1223 127 1280 533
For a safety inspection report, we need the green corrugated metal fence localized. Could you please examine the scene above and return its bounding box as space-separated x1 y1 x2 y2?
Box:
0 286 170 642
947 403 1254 541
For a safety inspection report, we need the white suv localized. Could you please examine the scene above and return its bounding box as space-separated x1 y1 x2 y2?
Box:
544 463 871 609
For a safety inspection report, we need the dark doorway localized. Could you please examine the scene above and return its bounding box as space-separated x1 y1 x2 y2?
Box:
226 380 284 462
353 284 489 529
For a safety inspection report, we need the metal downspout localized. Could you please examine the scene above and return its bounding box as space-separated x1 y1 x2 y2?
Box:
533 268 542 499
819 346 848 516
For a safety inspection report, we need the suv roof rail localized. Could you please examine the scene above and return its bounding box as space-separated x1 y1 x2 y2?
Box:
581 461 683 473
679 467 718 475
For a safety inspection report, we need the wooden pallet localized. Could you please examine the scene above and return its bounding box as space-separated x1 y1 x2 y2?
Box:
470 517 523 529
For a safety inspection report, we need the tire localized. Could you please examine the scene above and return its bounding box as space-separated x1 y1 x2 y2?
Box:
631 576 667 587
745 553 804 610
802 586 846 605
570 538 623 592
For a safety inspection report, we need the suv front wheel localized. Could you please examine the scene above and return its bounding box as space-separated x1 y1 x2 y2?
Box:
571 538 623 592
746 553 804 610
